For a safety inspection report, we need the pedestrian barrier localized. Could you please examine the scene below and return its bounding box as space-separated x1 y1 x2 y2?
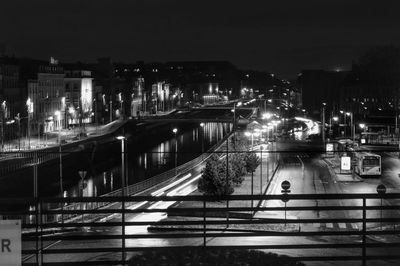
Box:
0 193 399 265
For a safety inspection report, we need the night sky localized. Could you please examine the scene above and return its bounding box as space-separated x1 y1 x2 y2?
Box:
1 0 400 78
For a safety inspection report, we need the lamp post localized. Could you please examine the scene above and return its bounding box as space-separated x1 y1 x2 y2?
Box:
346 112 353 141
109 99 113 123
15 113 21 151
200 123 205 159
26 98 33 150
55 110 63 194
1 101 6 152
260 145 263 195
340 110 346 137
116 135 126 263
173 128 178 176
333 116 339 137
322 103 326 145
116 136 126 194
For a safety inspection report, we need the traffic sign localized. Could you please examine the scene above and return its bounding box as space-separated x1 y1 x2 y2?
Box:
78 171 87 179
281 180 291 191
376 184 386 194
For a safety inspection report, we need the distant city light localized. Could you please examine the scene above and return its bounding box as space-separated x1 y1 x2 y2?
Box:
262 113 272 119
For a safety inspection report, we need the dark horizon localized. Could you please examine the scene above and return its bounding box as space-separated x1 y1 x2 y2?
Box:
2 0 400 79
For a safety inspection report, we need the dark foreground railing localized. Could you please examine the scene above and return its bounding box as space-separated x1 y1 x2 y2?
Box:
1 193 400 265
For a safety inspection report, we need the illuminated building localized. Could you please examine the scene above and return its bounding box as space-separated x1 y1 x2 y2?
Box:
131 77 145 117
151 81 171 113
202 83 219 105
28 58 65 133
64 70 93 126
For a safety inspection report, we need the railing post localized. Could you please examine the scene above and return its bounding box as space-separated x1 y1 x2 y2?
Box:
40 199 43 265
122 196 126 265
203 197 206 247
35 198 39 265
226 199 230 228
362 197 366 266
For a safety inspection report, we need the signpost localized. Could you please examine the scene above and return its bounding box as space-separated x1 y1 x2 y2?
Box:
281 181 291 226
0 220 21 266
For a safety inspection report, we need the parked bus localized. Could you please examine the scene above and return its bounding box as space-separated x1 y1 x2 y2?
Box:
354 152 381 176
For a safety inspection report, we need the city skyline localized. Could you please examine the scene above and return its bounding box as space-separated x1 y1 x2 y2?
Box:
2 0 400 78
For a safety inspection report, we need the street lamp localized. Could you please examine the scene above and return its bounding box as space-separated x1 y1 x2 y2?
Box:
200 123 205 159
116 135 126 263
55 111 61 143
26 98 33 150
1 101 7 151
116 136 127 194
346 112 354 141
260 145 263 195
55 110 63 194
172 128 178 176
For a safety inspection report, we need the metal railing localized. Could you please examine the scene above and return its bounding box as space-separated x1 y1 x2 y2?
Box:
1 193 399 265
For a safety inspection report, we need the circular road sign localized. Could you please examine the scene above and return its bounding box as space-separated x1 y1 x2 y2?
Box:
376 184 387 194
281 180 291 191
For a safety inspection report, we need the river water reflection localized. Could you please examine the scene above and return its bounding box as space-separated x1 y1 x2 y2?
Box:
66 122 232 198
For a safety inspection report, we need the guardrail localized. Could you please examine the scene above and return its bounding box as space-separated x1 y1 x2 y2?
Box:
0 193 399 265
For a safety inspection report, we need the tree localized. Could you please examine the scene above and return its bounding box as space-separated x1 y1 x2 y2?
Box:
245 151 260 174
229 153 247 186
198 154 234 196
244 151 260 210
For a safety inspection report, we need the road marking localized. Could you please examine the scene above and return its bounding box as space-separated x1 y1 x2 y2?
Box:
166 174 202 196
151 173 192 196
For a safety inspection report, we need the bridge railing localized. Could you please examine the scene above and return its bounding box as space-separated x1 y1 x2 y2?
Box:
0 193 399 265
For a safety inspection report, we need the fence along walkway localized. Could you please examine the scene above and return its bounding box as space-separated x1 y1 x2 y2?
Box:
1 193 398 265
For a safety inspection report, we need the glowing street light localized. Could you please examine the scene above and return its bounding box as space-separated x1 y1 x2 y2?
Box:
172 128 178 176
200 123 205 158
26 98 33 149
